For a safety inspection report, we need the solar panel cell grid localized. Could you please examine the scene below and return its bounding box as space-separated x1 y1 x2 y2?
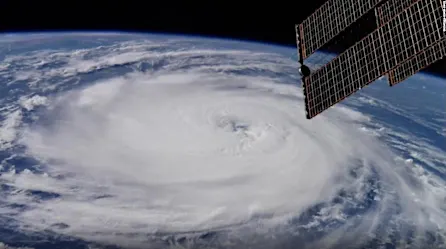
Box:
298 0 385 60
303 0 443 118
389 38 446 85
377 0 419 25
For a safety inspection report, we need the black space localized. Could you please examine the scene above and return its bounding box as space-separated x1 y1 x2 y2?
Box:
0 1 445 77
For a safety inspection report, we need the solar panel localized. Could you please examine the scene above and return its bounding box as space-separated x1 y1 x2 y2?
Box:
303 0 444 119
389 37 446 86
375 0 420 25
297 0 385 60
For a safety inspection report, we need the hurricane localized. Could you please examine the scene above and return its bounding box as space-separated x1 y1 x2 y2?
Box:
0 34 445 249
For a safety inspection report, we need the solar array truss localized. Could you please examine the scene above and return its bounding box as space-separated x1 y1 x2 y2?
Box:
296 0 445 119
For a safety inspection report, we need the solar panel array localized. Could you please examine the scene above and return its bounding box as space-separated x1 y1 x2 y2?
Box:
303 0 444 119
303 32 384 118
298 0 384 60
382 0 446 86
389 37 446 85
374 0 426 83
375 0 420 25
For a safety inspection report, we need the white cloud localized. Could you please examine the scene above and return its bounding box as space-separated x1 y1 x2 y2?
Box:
0 242 34 249
18 95 48 111
1 69 438 246
0 110 22 149
0 38 444 248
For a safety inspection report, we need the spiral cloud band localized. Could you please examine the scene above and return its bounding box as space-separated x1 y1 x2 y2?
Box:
20 71 368 231
0 37 444 248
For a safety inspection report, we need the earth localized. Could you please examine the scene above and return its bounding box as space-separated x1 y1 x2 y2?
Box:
0 32 445 249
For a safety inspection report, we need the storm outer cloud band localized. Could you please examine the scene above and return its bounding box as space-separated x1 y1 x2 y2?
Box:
0 37 444 249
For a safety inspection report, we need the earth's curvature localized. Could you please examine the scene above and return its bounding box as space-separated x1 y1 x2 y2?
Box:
0 33 445 249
